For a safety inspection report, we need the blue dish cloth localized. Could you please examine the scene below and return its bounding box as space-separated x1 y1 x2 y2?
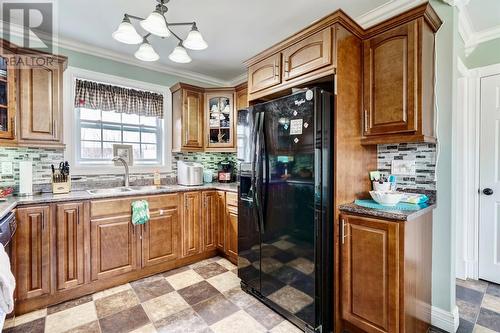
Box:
355 199 429 211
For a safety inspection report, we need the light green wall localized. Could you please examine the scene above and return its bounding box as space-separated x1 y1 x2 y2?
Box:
466 37 500 69
58 47 215 88
431 0 458 314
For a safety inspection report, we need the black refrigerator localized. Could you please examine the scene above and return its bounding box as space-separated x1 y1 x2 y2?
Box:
237 88 333 333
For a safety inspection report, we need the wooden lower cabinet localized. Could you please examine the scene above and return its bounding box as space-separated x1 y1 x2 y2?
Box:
12 190 237 315
181 192 202 257
141 206 180 267
55 203 85 291
340 213 432 333
216 191 226 252
225 205 238 263
90 216 138 281
202 191 218 251
224 192 238 264
15 206 51 300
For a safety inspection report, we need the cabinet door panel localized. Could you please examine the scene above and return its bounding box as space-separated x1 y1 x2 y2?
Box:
202 191 218 251
0 61 16 140
183 89 203 148
341 216 399 333
91 216 137 280
226 205 238 262
282 28 332 81
56 203 85 290
15 206 51 300
248 53 281 94
363 22 417 136
182 192 201 257
216 191 226 252
19 65 61 142
142 208 180 267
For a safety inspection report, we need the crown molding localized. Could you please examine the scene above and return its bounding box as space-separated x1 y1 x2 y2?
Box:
228 73 247 87
57 37 228 86
449 2 500 56
355 0 427 29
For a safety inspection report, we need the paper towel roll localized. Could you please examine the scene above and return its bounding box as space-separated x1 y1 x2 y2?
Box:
19 161 33 195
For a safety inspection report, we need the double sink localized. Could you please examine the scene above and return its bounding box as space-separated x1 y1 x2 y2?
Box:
86 185 171 195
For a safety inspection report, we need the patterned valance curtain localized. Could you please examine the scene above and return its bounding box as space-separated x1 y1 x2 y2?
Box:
74 79 164 118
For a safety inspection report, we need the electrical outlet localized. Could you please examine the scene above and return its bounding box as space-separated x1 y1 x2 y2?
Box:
391 160 416 175
1 162 13 175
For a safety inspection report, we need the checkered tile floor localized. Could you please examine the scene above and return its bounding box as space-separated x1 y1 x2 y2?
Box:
430 279 500 333
2 257 302 333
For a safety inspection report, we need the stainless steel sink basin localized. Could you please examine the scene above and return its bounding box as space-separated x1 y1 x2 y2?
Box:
86 186 170 195
87 187 134 195
126 185 170 191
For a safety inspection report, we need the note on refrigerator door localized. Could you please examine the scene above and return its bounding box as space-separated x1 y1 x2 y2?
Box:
290 119 303 135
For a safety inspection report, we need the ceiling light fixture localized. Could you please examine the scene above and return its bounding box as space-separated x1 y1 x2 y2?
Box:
112 0 207 63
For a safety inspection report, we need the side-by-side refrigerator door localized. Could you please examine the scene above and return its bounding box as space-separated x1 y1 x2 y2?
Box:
238 108 262 294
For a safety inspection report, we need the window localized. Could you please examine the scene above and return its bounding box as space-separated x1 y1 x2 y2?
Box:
76 108 163 165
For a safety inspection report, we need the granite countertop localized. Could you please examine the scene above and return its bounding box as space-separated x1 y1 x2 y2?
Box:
339 190 437 221
0 182 238 220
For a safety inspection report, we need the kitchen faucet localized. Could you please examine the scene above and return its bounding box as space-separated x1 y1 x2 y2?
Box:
112 156 129 187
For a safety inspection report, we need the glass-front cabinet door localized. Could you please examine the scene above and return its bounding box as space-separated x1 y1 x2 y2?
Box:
205 90 235 151
0 56 15 140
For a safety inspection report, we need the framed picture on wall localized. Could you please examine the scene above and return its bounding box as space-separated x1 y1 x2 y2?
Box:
113 144 134 166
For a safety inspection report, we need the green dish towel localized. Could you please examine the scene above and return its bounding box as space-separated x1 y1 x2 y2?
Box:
131 200 150 225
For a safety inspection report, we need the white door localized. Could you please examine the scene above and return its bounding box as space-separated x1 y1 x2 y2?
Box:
479 74 500 284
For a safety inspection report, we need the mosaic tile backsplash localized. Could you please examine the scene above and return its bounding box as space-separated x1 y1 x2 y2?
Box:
0 147 237 192
377 143 437 190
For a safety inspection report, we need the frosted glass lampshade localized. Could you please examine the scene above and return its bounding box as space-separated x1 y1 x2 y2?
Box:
135 41 160 62
112 18 142 44
183 27 208 50
140 11 170 38
169 44 191 63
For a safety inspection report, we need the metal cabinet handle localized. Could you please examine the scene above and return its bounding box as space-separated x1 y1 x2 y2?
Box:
364 110 368 133
341 219 347 244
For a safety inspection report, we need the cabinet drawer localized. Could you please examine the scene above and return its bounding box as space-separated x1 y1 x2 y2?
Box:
226 192 238 208
282 27 333 81
91 194 179 218
248 53 281 94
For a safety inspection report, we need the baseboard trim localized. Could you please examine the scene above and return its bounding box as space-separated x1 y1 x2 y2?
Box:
431 305 460 332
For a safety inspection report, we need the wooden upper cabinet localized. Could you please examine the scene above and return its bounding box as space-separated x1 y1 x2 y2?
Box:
282 27 333 81
19 64 63 145
204 90 236 151
172 83 204 152
15 206 51 300
181 192 202 257
55 203 85 291
363 22 417 137
235 83 248 110
183 89 204 149
341 215 399 333
90 215 138 281
0 57 16 141
248 53 281 94
362 17 439 145
142 206 180 268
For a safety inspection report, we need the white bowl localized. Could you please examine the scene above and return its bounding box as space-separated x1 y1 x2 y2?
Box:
369 191 404 207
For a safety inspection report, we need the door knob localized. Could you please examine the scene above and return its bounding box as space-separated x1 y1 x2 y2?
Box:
483 188 494 195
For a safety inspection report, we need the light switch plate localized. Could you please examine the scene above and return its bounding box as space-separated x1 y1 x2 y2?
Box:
1 162 13 175
391 160 416 175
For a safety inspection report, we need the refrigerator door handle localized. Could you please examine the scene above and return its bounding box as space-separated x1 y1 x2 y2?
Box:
254 112 265 233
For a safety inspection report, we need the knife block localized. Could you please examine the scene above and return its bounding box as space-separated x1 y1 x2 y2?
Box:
52 175 71 194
